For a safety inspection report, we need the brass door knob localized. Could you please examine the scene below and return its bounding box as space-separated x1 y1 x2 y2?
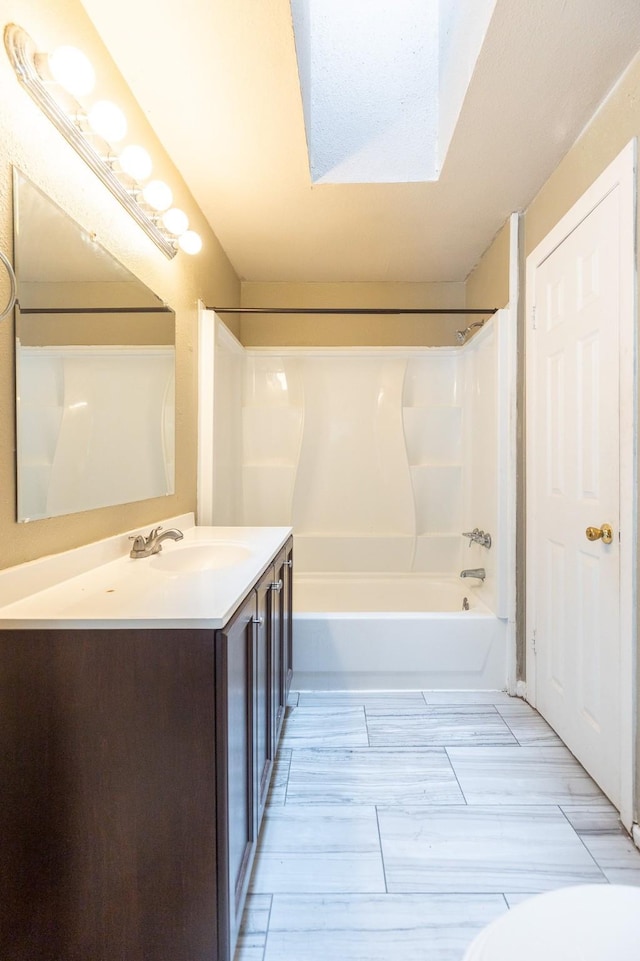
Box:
585 523 613 544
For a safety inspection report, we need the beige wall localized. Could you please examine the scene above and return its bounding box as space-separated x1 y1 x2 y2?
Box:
18 311 175 347
465 220 510 310
466 54 640 307
0 0 239 569
467 50 640 302
240 281 467 346
526 52 640 254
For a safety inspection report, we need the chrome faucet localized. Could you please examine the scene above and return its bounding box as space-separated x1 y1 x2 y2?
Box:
462 528 492 549
129 525 184 558
460 568 486 581
455 320 485 344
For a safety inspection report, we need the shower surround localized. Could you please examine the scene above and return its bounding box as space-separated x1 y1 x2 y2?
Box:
203 310 514 689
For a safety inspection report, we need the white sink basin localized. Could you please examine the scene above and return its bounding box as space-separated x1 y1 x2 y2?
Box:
150 542 252 574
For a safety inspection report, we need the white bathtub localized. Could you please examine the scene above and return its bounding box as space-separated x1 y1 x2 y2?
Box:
292 573 507 691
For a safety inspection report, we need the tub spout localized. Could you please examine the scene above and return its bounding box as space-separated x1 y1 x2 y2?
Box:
460 568 486 582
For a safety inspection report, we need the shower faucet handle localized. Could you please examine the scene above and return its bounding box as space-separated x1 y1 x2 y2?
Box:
462 528 480 546
461 529 492 549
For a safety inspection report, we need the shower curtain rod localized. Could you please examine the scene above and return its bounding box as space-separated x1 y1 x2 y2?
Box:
211 306 497 316
18 306 174 314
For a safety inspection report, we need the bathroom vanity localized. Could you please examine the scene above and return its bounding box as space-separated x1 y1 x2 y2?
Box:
0 522 293 961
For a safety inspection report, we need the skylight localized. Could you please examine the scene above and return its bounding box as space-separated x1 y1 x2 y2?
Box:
290 0 497 185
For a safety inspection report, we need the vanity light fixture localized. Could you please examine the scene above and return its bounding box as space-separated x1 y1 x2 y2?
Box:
119 144 153 181
143 179 173 212
87 99 128 143
162 207 189 236
4 23 202 259
47 45 95 97
178 230 203 255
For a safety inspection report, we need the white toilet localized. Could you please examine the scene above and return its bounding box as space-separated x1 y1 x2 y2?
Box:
463 885 640 961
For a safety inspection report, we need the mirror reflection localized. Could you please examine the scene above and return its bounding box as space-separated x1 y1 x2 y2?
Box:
13 170 176 522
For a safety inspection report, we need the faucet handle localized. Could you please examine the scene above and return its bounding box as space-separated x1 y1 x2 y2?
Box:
148 525 163 540
461 529 492 549
128 534 147 556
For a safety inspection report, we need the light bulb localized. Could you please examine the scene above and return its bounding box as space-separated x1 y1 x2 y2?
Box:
119 145 152 181
88 100 127 143
48 46 95 97
178 231 203 255
142 180 173 212
162 207 189 236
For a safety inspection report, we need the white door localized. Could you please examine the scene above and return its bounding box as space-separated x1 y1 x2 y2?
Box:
526 142 636 824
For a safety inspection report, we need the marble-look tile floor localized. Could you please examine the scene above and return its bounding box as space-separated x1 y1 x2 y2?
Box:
235 691 640 961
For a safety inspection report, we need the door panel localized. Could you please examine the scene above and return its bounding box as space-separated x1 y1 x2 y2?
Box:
532 188 621 807
546 539 566 694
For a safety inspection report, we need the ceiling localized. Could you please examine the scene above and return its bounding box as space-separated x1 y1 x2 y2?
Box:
79 0 640 284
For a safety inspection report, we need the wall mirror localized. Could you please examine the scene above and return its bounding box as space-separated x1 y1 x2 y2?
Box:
13 169 176 522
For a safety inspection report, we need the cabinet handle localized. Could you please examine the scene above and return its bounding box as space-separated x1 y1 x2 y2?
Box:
286 559 292 568
252 615 263 626
271 579 283 592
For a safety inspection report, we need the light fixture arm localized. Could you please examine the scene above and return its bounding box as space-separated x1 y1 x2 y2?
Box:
4 23 177 260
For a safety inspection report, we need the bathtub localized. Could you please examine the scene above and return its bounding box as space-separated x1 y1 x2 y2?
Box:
292 573 507 691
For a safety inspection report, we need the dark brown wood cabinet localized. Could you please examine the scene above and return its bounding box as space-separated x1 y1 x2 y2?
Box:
216 590 258 961
0 536 293 961
271 540 294 749
254 569 275 831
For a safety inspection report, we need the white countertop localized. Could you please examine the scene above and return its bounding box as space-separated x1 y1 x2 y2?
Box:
0 517 292 629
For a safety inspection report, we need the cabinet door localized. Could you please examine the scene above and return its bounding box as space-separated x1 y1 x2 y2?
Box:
270 539 293 749
216 594 256 961
283 538 294 699
270 556 284 746
254 572 274 824
0 629 218 961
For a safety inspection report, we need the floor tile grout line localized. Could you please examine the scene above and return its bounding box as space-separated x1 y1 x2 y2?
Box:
444 746 469 804
281 745 451 755
251 888 567 898
375 805 390 894
283 748 293 805
363 704 372 747
557 805 611 881
497 713 524 746
557 803 627 832
260 893 274 961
